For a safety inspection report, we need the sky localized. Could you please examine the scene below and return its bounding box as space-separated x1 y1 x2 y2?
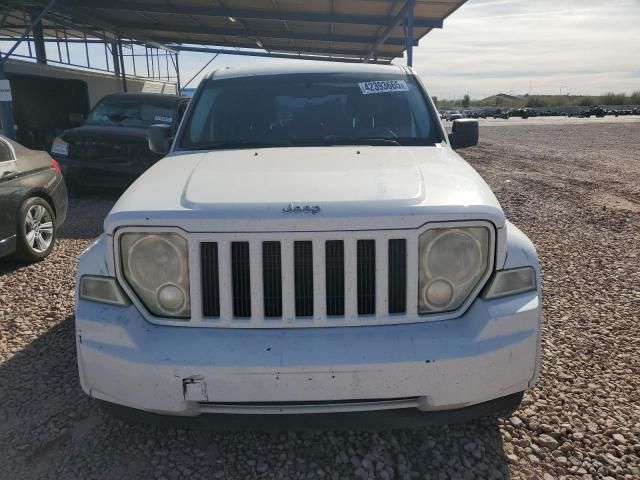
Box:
176 0 640 99
4 0 638 100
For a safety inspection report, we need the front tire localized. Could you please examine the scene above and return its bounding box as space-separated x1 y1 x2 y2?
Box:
15 197 56 262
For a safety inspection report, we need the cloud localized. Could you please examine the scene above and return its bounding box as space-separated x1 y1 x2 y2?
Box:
174 0 639 98
406 0 640 98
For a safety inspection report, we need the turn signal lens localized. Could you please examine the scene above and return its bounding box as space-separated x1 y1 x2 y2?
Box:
482 267 536 299
80 275 130 306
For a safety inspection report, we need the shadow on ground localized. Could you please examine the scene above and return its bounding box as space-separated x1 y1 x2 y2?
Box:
0 316 512 480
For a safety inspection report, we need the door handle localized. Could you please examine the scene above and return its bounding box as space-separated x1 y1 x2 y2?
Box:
0 171 18 181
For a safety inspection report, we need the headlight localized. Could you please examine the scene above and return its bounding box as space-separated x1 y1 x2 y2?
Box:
51 136 69 156
120 233 190 318
419 226 491 313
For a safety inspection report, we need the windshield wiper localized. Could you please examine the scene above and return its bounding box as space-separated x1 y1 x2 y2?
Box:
320 135 401 146
189 140 293 151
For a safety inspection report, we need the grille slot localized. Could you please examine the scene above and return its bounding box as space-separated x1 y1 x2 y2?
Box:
262 241 283 317
325 240 345 316
199 233 414 326
357 240 376 315
231 242 251 318
388 239 407 314
293 241 314 317
201 242 220 317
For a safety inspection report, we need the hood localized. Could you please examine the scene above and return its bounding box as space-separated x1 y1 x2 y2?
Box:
105 146 504 233
63 125 150 140
182 147 425 209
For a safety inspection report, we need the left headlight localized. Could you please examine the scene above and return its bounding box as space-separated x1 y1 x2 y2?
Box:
418 226 491 314
120 233 191 318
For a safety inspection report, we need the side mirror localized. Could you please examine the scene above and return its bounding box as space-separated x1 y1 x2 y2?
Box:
448 119 479 149
148 124 173 155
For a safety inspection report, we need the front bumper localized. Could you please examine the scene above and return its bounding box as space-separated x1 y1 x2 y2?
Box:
76 290 541 417
54 155 145 188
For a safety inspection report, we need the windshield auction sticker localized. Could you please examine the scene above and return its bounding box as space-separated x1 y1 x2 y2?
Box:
154 115 173 123
358 80 409 95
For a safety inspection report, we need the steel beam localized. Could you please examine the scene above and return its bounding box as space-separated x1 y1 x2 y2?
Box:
165 42 394 60
0 36 106 43
63 0 444 29
112 21 416 47
0 0 59 67
175 45 391 64
366 0 417 61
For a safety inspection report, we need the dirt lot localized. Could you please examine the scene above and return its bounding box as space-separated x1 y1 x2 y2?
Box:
1 120 639 480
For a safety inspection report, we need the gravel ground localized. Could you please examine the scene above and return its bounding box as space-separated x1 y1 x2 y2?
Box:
1 120 639 479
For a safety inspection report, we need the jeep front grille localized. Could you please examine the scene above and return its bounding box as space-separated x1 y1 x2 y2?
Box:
200 236 409 325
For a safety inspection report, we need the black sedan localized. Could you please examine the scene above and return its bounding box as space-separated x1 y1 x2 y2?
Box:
0 136 68 262
51 93 189 192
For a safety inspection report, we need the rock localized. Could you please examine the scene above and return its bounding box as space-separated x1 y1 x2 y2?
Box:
537 434 560 450
611 433 626 445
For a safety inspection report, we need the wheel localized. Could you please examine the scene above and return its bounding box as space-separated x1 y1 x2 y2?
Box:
15 197 56 262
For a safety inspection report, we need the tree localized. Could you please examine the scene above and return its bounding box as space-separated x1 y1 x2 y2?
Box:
629 90 640 105
462 94 471 108
432 96 439 107
601 92 627 106
579 97 595 107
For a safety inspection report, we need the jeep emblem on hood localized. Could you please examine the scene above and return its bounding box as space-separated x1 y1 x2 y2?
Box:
282 204 321 215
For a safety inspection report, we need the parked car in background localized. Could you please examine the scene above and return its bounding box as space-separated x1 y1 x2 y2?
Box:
76 63 542 423
441 110 463 121
493 109 509 120
51 93 189 192
0 136 67 262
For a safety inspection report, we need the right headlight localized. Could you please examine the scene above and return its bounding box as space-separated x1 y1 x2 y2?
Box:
418 226 491 314
120 233 191 318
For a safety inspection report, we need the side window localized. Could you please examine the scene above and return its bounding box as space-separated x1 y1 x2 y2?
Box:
0 139 13 163
187 88 220 144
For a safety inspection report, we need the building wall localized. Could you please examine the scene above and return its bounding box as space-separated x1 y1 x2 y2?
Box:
5 59 177 107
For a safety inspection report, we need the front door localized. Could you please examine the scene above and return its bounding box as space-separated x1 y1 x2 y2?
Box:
0 138 21 257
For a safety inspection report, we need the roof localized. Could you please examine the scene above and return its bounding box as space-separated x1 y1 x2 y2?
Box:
208 61 410 80
1 0 468 63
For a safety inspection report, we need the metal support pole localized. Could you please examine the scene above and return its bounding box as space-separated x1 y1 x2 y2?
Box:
28 8 47 64
118 38 127 92
405 0 414 67
174 52 181 94
111 42 120 76
130 39 137 77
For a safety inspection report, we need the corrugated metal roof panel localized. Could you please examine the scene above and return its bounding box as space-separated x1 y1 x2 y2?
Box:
1 0 467 62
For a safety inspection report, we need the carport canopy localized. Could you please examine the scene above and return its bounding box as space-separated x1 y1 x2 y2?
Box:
0 0 468 139
0 0 468 64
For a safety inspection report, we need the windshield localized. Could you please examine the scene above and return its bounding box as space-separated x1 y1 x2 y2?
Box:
178 72 443 150
85 95 178 128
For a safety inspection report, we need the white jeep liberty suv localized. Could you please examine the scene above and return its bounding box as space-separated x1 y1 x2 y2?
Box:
75 63 541 422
